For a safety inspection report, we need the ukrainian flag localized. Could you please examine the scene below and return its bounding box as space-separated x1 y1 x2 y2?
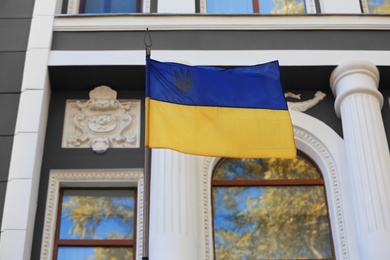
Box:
145 56 296 158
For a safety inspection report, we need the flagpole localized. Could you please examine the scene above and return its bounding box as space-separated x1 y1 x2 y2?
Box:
143 28 152 260
142 146 151 260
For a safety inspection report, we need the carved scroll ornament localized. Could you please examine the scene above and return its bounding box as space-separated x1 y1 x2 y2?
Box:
62 86 141 153
286 91 326 112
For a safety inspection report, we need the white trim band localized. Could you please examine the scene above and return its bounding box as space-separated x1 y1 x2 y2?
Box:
49 50 390 66
53 15 390 31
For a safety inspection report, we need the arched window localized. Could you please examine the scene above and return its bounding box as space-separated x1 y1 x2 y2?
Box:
212 152 335 259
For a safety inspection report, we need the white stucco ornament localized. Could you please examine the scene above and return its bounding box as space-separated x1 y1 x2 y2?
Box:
285 91 326 112
62 86 141 153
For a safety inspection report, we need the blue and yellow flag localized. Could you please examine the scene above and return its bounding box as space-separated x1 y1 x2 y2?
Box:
145 56 296 158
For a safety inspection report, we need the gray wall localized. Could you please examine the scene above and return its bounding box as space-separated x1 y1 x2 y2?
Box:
52 30 390 51
381 89 390 147
0 0 34 235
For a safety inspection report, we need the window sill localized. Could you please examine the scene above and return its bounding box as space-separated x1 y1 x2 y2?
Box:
53 14 390 31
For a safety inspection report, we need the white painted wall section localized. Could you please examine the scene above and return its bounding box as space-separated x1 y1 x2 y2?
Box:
158 0 195 13
319 0 361 13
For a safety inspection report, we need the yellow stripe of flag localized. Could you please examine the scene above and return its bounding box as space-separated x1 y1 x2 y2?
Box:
146 98 296 158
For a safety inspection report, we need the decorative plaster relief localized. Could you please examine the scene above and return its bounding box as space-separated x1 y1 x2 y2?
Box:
286 91 326 112
62 86 141 153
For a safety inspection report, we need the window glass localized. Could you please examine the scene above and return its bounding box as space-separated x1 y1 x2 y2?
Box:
206 0 306 14
364 0 390 13
55 188 136 260
79 0 139 14
57 247 133 260
59 189 135 240
214 155 321 180
212 153 334 259
207 0 255 14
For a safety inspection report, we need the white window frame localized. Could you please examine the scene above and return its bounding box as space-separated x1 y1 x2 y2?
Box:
199 0 317 14
40 169 144 260
361 0 370 13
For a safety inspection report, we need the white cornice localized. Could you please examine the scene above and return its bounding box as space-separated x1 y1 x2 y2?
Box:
48 50 390 66
53 14 390 31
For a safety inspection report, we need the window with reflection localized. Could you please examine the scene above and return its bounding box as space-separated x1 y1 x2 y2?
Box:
203 0 311 14
362 0 390 13
65 0 143 14
212 152 335 259
54 188 136 260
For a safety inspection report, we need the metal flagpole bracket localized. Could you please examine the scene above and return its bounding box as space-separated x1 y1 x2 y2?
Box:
144 28 152 56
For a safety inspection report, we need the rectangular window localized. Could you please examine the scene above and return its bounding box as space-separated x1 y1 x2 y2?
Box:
361 0 390 13
54 188 137 260
40 169 144 260
66 0 145 14
201 0 315 14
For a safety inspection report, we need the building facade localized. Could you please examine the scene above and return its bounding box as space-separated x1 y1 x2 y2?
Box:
0 0 390 259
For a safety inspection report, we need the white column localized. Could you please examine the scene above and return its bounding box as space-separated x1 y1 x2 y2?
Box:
149 149 199 260
330 61 390 260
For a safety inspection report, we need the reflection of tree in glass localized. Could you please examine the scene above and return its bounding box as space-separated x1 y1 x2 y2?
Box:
272 0 305 14
369 0 390 13
214 155 320 180
61 193 134 239
213 157 333 259
87 247 133 260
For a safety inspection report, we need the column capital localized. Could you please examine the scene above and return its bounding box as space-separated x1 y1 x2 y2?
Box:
330 60 382 117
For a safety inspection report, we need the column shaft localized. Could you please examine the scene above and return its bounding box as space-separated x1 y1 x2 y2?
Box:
331 61 390 260
149 149 199 260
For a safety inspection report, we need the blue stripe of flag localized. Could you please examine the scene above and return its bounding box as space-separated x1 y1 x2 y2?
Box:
147 57 288 110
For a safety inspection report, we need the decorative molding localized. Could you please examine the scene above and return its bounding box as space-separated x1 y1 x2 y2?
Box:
202 126 348 260
201 156 215 260
53 16 390 31
49 50 390 67
62 86 141 153
330 60 381 117
286 91 326 112
293 127 348 260
40 169 144 260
